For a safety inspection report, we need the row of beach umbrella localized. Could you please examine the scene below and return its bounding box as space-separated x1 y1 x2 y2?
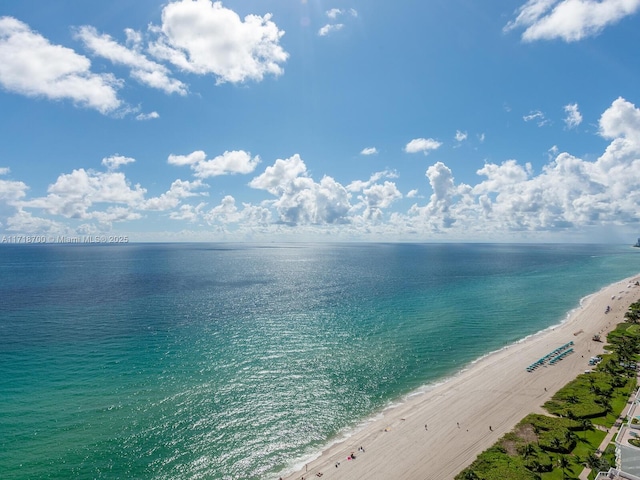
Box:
526 341 574 372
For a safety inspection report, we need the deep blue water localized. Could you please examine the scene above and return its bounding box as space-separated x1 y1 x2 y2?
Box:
1 243 639 479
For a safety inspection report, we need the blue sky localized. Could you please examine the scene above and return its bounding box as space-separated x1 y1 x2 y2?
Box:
1 0 639 243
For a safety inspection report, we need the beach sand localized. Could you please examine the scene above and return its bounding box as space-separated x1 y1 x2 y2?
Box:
280 275 640 480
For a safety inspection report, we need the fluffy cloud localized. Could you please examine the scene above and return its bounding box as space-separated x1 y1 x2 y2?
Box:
148 0 288 84
6 209 65 233
249 154 308 195
101 154 135 170
505 0 640 42
169 202 206 222
360 181 402 221
168 150 207 166
320 6 357 36
250 154 352 225
0 16 122 113
193 151 261 178
318 24 344 36
0 176 28 202
405 138 442 155
360 147 378 155
599 96 640 144
136 111 160 121
347 170 397 193
455 130 468 142
169 150 260 178
75 26 187 95
22 168 146 223
326 8 358 18
143 179 206 211
563 103 583 129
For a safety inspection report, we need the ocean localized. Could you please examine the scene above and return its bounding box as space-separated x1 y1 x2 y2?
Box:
1 243 639 479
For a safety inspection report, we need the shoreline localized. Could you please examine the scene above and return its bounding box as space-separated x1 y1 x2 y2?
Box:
279 274 640 480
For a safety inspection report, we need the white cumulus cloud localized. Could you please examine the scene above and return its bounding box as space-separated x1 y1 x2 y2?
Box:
148 0 288 84
22 168 146 223
505 0 640 42
250 154 352 225
168 150 260 178
143 179 206 211
168 150 207 166
405 138 443 155
360 147 378 155
318 24 344 36
136 111 160 121
193 150 261 178
599 96 640 144
0 16 122 114
101 154 135 170
75 26 187 95
563 103 583 129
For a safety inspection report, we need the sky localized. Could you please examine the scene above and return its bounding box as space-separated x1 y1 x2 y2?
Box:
1 0 640 243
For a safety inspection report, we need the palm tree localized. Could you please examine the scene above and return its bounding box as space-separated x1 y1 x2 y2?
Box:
584 452 601 470
557 455 571 479
519 443 536 460
624 303 640 323
563 429 577 449
462 470 480 480
567 394 579 404
595 395 612 415
550 437 562 452
580 418 594 439
603 361 618 376
528 458 544 474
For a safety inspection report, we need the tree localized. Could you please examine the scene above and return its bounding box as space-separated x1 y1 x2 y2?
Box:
519 443 536 460
567 394 579 404
557 455 571 479
462 470 480 480
527 458 544 474
563 429 577 449
580 418 594 439
583 453 600 470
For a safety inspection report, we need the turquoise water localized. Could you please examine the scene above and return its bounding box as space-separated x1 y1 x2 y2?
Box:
1 243 639 479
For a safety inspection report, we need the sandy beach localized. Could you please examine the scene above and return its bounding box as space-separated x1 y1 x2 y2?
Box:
280 274 640 480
